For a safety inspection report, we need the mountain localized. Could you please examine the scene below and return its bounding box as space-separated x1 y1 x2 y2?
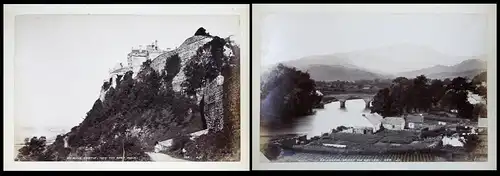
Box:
280 44 460 75
398 58 487 79
271 53 392 81
19 28 241 162
265 43 487 81
301 64 387 81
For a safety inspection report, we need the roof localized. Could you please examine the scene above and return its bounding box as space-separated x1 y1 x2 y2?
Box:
405 114 424 123
382 117 405 125
363 113 383 127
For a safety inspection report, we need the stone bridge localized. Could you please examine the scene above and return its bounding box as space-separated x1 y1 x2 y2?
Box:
323 93 376 109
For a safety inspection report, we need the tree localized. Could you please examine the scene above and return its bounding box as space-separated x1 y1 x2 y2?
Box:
429 79 446 107
16 136 48 161
450 77 472 92
194 27 211 36
182 37 230 96
393 77 409 84
371 88 392 116
164 54 181 82
260 64 319 120
472 71 486 85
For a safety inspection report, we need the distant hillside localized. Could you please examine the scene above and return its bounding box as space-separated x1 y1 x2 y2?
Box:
399 58 487 79
427 69 486 80
279 43 464 76
301 64 386 81
262 44 487 81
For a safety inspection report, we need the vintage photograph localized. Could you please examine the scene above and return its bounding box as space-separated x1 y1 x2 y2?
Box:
258 11 492 163
12 14 241 162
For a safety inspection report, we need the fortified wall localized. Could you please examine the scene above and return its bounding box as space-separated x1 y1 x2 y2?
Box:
202 75 225 132
100 40 168 101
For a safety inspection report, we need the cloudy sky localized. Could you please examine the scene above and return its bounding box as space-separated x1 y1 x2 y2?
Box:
260 13 489 67
14 15 240 139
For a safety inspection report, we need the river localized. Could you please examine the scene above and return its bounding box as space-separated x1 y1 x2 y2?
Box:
263 99 372 137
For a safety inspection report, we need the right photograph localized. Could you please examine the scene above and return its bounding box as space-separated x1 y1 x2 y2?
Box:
255 5 495 166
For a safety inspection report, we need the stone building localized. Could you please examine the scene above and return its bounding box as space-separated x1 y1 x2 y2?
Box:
404 114 424 129
362 113 383 133
381 117 405 130
127 40 166 75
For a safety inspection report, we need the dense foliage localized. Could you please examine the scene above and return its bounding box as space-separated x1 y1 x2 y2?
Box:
181 36 231 96
260 64 322 121
370 72 487 120
63 58 200 160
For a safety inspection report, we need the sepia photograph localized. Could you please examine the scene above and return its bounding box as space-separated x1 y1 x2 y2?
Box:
4 4 249 170
254 4 496 170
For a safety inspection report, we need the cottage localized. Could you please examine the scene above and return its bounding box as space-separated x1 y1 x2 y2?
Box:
352 126 374 134
353 128 364 134
381 117 405 130
404 114 424 129
442 134 465 147
362 113 383 133
339 128 354 133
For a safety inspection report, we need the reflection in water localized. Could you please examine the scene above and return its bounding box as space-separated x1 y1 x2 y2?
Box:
264 99 372 137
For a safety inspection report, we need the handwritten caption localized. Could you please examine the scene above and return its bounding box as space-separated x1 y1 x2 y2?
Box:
319 159 402 162
67 156 138 161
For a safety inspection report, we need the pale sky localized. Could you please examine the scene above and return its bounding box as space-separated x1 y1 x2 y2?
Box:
260 13 489 67
14 15 240 137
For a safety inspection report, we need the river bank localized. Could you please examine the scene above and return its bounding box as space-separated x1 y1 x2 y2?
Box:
260 99 485 162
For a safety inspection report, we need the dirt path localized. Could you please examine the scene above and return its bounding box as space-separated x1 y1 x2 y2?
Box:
146 152 188 162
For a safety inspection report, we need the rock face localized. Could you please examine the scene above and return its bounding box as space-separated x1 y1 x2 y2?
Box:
61 28 240 161
151 35 214 92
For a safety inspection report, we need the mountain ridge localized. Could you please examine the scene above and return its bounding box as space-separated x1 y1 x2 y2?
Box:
265 43 487 81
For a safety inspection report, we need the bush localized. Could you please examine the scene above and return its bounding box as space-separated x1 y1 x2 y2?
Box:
262 143 282 160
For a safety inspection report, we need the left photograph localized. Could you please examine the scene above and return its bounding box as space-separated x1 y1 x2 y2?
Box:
12 14 241 162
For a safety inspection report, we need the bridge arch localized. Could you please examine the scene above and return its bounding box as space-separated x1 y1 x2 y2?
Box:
328 94 375 109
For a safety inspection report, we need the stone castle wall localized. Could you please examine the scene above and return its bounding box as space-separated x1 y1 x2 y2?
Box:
202 76 225 132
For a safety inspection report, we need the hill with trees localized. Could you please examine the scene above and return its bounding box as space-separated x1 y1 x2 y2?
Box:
260 64 323 125
15 28 240 161
370 72 487 121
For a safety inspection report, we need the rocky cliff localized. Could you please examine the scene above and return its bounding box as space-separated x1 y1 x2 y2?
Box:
45 27 240 161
